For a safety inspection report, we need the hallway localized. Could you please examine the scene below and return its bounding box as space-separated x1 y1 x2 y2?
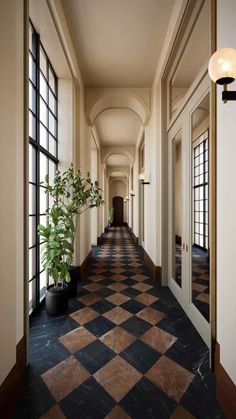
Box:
13 227 223 419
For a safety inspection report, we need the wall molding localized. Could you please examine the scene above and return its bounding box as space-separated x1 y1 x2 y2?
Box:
214 342 236 419
144 250 162 281
0 336 26 419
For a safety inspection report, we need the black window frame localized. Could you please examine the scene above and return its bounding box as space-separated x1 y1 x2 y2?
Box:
29 21 58 315
193 133 208 250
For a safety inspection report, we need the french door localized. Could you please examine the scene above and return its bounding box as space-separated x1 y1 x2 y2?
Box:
168 74 210 346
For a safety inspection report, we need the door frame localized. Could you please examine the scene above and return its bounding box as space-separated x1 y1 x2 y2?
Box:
168 74 211 347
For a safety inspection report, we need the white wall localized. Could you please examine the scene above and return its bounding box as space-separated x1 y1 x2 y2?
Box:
0 0 25 384
216 0 236 384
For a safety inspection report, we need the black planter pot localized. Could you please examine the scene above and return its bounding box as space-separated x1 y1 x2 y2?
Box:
68 266 79 298
45 284 69 316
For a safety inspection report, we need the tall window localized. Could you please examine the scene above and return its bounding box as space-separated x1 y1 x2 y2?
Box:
29 22 58 314
193 134 208 249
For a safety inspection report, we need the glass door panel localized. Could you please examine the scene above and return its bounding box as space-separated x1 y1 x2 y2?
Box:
172 131 182 287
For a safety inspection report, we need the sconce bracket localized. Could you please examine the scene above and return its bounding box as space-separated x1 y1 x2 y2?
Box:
142 181 150 185
222 90 236 103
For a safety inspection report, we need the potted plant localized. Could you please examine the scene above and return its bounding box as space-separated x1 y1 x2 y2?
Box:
107 207 114 228
38 164 104 316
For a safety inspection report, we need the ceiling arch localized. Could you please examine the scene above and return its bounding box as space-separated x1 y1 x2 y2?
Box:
103 149 133 165
87 91 150 126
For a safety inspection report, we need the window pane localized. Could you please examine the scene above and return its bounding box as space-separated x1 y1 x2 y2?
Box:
29 112 36 140
29 54 36 85
40 153 48 183
29 216 36 247
49 112 56 136
49 135 56 157
40 270 47 302
29 144 36 183
29 280 34 314
49 67 56 92
40 72 47 102
49 90 56 115
29 184 36 215
39 243 46 272
40 186 48 214
29 247 36 280
39 215 47 228
39 123 48 149
40 47 47 76
40 97 47 126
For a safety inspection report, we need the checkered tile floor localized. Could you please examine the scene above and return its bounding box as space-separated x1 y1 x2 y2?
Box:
13 227 224 419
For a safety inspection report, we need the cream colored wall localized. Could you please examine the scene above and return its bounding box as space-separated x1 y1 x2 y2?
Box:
0 0 25 384
58 79 73 171
216 0 236 384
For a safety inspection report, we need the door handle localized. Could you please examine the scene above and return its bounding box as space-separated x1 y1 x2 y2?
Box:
186 244 189 252
183 243 185 251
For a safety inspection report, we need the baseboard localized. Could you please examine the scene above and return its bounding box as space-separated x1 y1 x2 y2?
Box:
214 342 236 419
131 232 139 245
79 250 92 279
0 335 26 419
144 249 162 281
97 233 104 245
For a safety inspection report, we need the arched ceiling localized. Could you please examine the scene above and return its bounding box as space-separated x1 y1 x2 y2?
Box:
110 171 127 178
95 108 141 146
61 0 175 87
106 154 131 167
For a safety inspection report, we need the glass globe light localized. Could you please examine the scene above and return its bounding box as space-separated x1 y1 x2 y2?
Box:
208 48 236 85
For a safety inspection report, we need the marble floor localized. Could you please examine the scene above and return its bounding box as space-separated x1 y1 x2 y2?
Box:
13 227 224 419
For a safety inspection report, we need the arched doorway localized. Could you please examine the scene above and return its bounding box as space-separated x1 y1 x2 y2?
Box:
113 196 124 226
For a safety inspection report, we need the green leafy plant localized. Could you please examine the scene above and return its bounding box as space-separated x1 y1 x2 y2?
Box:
38 164 104 290
108 207 114 226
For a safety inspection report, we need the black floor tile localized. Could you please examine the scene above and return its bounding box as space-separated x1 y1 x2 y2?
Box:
120 299 146 314
121 316 152 338
121 287 141 298
120 377 176 419
59 377 116 419
84 316 116 338
91 299 115 314
75 340 116 374
120 340 161 373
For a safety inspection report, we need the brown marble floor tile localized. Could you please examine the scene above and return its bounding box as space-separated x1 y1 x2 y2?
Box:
87 274 105 282
91 267 107 274
39 405 66 419
83 283 103 292
70 306 99 325
169 405 196 418
41 356 90 402
105 404 131 419
111 267 126 274
99 327 135 353
59 326 96 353
111 274 127 281
103 307 132 325
131 273 149 282
140 326 177 353
136 307 165 325
195 292 209 304
108 283 128 292
78 293 102 305
106 293 130 305
135 293 159 305
192 283 207 292
129 262 143 268
94 356 142 402
132 283 153 292
145 355 194 403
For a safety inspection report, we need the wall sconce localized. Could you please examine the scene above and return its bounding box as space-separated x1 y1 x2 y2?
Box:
208 48 236 103
138 171 150 185
125 195 129 201
130 190 135 197
124 198 127 203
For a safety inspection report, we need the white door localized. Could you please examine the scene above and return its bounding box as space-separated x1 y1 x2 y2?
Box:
168 74 210 347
